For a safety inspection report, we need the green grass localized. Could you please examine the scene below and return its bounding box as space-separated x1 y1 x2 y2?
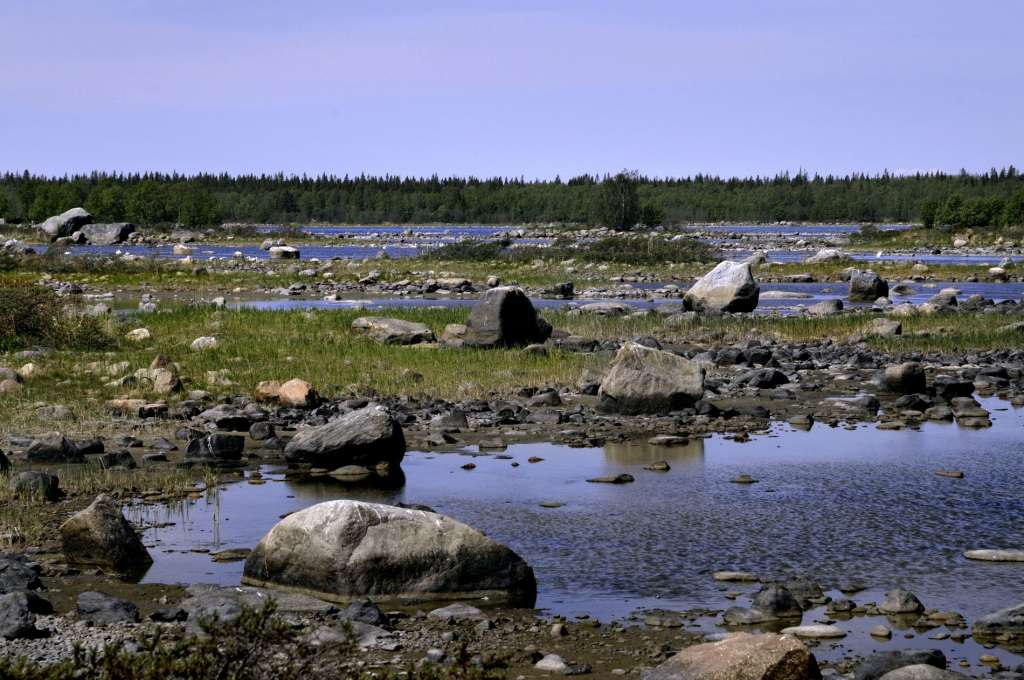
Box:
3 303 1022 439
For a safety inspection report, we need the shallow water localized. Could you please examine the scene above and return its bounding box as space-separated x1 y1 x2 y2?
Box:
136 399 1024 636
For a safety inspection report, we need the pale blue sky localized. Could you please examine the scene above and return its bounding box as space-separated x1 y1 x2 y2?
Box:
1 1 1021 178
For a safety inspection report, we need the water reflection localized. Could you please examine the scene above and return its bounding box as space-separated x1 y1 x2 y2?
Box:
604 438 705 465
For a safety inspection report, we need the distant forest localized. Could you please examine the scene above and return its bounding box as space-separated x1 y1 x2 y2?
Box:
1 169 1023 229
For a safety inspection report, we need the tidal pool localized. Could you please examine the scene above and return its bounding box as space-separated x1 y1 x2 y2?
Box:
136 400 1023 629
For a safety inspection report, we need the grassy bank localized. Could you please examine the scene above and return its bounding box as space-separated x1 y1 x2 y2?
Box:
2 304 1023 437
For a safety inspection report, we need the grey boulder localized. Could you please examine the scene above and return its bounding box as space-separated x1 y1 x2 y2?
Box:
8 470 61 501
684 260 760 313
0 555 43 594
185 434 245 466
39 207 91 240
242 500 536 606
849 270 889 302
352 317 436 345
59 494 152 572
284 405 405 469
878 588 925 614
0 591 40 640
25 433 84 464
881 363 926 395
723 584 803 624
463 286 551 348
80 222 135 245
598 342 705 415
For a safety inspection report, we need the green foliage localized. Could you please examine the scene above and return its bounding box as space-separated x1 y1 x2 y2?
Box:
594 170 642 230
0 282 114 351
2 168 1023 226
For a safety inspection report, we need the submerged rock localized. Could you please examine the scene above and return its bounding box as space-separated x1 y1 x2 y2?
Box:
59 494 152 572
284 405 405 469
242 500 536 605
973 602 1024 645
642 632 820 680
963 549 1024 562
684 260 760 313
463 286 551 348
598 342 705 415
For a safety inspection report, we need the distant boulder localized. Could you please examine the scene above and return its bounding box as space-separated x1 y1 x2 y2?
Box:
804 248 845 264
284 405 405 469
39 207 91 241
684 261 759 313
464 286 551 348
80 223 136 245
849 270 889 302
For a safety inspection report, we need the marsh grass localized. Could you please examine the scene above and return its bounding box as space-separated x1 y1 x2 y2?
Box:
2 305 1021 436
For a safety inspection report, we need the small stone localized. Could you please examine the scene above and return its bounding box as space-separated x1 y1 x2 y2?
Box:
871 624 893 638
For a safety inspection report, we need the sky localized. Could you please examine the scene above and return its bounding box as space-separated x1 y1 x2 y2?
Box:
1 0 1022 179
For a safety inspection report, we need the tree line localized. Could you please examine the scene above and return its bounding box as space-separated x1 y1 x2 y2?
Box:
1 168 1022 229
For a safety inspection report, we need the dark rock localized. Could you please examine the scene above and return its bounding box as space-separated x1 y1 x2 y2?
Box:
0 591 41 639
463 286 552 348
197 404 253 431
25 433 84 464
973 602 1024 645
342 599 389 627
98 450 136 469
854 650 946 680
76 591 140 624
878 588 925 614
249 421 276 441
8 471 61 501
0 555 43 593
150 607 188 622
882 363 927 394
849 270 889 302
185 434 245 465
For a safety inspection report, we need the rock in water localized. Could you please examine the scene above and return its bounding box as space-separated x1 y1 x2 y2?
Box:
598 342 705 415
853 650 948 680
59 494 152 572
642 632 820 680
849 270 889 302
39 207 91 240
876 666 965 680
351 317 437 345
242 500 536 605
463 286 551 348
684 261 760 313
963 549 1024 562
79 223 135 245
972 602 1024 645
878 588 925 614
284 405 405 469
723 584 803 624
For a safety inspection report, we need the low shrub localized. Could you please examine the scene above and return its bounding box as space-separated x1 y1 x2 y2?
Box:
0 282 114 351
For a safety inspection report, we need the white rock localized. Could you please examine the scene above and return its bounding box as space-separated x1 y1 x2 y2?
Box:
780 624 846 638
126 328 151 342
535 654 569 673
964 549 1024 562
191 336 219 351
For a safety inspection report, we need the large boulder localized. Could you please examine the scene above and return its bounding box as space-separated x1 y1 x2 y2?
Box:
185 434 245 466
973 602 1024 646
642 632 821 680
352 317 436 345
79 223 135 245
598 342 705 415
39 207 91 240
59 494 152 572
25 433 84 464
849 270 889 302
684 261 760 313
242 500 536 605
284 405 405 469
463 287 551 348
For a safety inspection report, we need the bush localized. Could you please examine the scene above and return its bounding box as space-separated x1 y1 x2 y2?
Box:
0 283 114 351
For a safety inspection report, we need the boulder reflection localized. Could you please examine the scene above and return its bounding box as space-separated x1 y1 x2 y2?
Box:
603 438 705 465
